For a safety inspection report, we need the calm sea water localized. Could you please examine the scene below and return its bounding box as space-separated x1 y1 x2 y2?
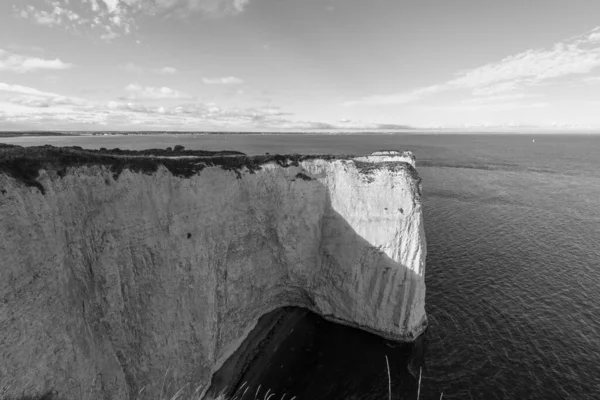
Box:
3 133 600 399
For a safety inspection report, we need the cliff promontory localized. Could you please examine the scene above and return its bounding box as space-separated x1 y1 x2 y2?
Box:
0 145 427 400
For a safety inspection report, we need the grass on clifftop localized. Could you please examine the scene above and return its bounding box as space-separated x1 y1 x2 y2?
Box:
0 144 348 194
0 144 419 196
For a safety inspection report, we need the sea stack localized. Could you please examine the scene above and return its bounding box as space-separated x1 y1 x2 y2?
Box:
0 146 427 399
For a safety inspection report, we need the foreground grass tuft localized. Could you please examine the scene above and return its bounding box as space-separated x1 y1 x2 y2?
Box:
161 382 294 400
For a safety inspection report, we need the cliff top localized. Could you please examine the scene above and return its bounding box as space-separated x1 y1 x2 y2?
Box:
0 144 418 194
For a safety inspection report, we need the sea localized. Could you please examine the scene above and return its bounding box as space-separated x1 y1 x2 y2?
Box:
2 133 599 400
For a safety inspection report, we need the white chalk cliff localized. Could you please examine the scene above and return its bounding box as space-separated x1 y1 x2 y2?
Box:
0 148 427 400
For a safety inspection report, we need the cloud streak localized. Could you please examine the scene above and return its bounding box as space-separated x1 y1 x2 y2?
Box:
0 49 73 73
346 27 600 106
155 66 177 74
0 82 88 124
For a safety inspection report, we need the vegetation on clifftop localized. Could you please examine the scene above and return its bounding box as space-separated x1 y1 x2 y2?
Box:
0 144 418 195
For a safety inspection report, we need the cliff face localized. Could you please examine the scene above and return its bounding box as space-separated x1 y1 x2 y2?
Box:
0 147 426 400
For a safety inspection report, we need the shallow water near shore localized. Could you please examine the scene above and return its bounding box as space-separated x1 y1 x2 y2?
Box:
3 133 600 399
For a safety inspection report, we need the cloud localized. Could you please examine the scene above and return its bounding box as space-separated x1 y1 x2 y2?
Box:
421 92 548 112
7 95 86 108
470 81 521 96
120 62 144 72
102 0 121 14
17 4 82 27
325 119 413 130
447 40 600 90
346 26 600 106
1 82 417 131
151 0 251 18
0 49 73 73
343 84 444 106
202 76 244 85
155 66 177 74
588 28 600 43
0 82 297 129
16 0 251 39
0 82 62 97
124 83 193 99
17 1 133 40
0 82 87 109
248 106 292 116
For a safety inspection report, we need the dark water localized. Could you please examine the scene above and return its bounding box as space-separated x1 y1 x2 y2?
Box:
210 307 422 400
4 133 600 399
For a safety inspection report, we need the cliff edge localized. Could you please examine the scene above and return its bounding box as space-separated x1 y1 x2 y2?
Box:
0 145 427 400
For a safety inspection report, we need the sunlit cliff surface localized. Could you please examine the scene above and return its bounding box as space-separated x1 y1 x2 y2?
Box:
0 145 427 400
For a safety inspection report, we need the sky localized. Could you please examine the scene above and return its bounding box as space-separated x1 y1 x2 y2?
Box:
2 0 600 131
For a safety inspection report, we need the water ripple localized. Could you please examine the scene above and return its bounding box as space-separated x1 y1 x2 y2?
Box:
421 165 600 400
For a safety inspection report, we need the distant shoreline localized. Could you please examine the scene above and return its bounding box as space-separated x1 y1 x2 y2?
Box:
0 131 418 137
1 130 599 137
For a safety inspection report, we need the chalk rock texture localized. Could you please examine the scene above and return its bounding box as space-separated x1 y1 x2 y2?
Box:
0 148 426 400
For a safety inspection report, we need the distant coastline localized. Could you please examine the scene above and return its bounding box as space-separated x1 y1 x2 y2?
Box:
1 129 599 137
0 131 73 137
0 130 420 137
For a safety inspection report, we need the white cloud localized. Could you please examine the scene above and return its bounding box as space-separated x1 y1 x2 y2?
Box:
346 26 600 106
17 0 252 39
1 82 416 130
588 29 600 43
7 95 85 108
101 0 121 13
125 83 193 99
202 76 244 85
18 4 83 27
471 81 521 96
155 66 177 74
100 30 120 41
18 1 132 41
0 82 62 97
447 42 600 90
167 0 251 17
0 49 73 73
0 82 87 108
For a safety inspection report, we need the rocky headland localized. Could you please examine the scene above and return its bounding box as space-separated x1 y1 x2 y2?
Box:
0 145 427 399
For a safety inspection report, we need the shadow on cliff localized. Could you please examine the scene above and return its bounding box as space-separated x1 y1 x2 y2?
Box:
207 175 427 400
